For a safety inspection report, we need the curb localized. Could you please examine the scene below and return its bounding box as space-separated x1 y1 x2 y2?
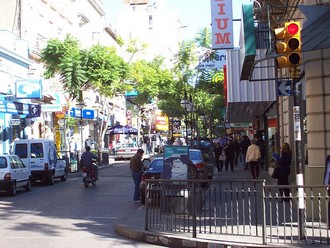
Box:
115 223 279 248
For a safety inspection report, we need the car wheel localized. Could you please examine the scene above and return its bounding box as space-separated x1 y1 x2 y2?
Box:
47 173 55 185
24 178 32 191
8 183 16 196
61 170 68 182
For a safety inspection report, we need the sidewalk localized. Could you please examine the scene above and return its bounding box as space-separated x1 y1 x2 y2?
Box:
115 163 283 248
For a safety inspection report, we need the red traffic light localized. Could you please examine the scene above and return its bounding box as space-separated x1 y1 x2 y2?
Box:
287 23 299 35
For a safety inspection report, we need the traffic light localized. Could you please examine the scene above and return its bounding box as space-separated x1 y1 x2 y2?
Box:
274 21 302 68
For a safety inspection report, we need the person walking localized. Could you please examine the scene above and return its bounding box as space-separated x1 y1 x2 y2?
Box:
223 139 235 171
213 142 223 172
245 138 261 179
255 134 266 169
232 137 241 167
240 135 251 170
276 142 292 201
129 149 144 203
69 137 77 160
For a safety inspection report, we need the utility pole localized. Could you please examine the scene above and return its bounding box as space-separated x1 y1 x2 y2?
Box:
291 67 305 240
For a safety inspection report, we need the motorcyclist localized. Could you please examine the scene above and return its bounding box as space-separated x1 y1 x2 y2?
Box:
80 146 99 180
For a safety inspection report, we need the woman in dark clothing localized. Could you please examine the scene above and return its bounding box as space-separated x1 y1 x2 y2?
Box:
213 142 223 172
223 139 235 171
240 135 251 170
277 142 292 201
232 137 241 167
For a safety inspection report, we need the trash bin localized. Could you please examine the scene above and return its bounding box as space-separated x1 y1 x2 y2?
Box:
101 148 109 165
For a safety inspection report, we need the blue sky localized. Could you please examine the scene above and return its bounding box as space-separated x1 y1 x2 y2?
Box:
105 0 248 43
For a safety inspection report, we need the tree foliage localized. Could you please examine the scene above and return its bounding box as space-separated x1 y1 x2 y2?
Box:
41 35 87 99
41 35 130 99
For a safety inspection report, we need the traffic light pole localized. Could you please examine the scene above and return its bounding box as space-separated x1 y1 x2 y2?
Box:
291 67 305 240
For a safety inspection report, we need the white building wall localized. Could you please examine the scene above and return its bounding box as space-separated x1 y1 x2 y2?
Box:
117 1 180 67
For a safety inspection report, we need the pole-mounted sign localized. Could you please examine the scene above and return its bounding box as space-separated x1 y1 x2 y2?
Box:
277 80 292 96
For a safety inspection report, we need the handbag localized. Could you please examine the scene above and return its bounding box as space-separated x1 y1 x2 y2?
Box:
272 166 280 179
219 151 226 161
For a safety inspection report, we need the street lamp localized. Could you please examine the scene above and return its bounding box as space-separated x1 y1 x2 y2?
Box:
93 102 102 164
180 92 192 146
76 100 86 154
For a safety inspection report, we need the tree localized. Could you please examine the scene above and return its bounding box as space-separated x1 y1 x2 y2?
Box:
41 35 87 100
41 35 130 151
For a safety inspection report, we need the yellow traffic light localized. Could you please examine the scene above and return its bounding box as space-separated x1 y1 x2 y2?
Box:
274 21 302 68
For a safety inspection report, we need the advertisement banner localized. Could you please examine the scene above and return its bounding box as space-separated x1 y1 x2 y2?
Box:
0 99 40 116
162 145 189 181
211 0 234 49
198 50 226 69
15 79 42 99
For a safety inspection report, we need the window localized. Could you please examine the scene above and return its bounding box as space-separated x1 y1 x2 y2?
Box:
13 156 25 168
31 143 44 158
0 157 7 168
15 144 28 158
148 159 163 172
10 156 18 169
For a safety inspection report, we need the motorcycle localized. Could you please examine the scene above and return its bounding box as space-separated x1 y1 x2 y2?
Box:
82 166 97 188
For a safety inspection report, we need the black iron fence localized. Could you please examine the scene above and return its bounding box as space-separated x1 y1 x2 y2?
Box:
144 179 330 246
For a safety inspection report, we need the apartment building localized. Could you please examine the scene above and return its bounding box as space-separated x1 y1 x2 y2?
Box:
0 0 122 152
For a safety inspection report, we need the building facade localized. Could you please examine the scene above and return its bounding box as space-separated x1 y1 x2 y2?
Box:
0 0 122 153
227 0 330 186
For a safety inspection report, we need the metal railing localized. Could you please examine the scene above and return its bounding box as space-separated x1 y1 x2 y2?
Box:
144 179 330 246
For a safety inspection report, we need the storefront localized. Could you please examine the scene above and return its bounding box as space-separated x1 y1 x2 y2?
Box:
0 96 41 153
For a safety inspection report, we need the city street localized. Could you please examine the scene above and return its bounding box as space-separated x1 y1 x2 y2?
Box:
0 161 161 248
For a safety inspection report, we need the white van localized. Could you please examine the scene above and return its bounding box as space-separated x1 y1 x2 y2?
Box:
12 139 67 185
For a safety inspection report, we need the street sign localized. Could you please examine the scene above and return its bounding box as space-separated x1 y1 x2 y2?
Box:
277 80 292 96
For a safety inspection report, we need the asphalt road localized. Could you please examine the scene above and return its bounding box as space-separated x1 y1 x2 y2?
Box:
0 160 162 248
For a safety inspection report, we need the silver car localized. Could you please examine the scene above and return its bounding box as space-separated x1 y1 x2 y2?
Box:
114 143 138 160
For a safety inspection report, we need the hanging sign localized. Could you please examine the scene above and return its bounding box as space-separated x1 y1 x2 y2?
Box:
211 0 234 49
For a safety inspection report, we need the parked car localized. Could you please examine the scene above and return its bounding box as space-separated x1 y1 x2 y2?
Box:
12 139 67 185
114 143 138 160
139 157 163 204
139 150 211 204
189 149 213 179
0 154 32 196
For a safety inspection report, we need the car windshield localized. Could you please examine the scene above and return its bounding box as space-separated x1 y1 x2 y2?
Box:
189 150 202 161
147 159 163 172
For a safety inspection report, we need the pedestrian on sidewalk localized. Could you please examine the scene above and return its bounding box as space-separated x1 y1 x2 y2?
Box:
213 142 223 172
255 134 266 169
232 137 241 167
223 138 235 171
276 142 292 201
240 135 251 170
129 149 144 202
245 138 261 179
